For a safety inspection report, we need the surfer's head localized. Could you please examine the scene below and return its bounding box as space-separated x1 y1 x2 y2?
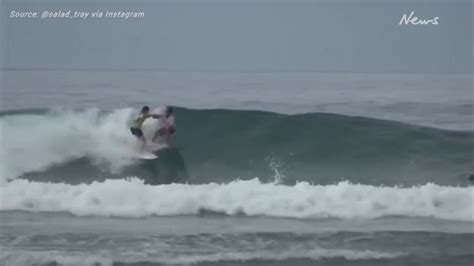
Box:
141 106 150 114
165 106 173 117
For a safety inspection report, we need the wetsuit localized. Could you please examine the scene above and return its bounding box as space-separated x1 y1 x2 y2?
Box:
130 113 150 137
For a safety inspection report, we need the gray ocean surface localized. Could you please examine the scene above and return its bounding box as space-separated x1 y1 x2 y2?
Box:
2 71 472 130
0 70 473 266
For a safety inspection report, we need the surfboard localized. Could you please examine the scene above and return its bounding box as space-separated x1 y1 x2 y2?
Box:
146 143 168 152
136 151 158 160
129 141 161 160
131 145 158 159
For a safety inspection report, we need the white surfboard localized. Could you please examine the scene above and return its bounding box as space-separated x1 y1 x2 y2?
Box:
136 151 158 160
146 143 168 152
130 136 165 160
130 144 159 160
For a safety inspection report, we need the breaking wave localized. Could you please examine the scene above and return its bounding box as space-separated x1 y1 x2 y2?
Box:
1 178 471 221
1 107 473 186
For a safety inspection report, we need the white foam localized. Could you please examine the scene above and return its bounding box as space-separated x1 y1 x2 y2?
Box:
0 248 402 266
166 248 402 264
1 178 472 221
0 108 161 182
1 250 113 266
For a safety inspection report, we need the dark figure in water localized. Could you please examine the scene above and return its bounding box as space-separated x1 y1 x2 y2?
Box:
130 106 159 151
152 106 176 145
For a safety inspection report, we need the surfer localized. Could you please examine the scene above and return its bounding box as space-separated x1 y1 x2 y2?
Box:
130 106 158 150
152 106 176 145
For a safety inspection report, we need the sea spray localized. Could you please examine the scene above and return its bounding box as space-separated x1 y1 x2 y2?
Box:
0 108 161 181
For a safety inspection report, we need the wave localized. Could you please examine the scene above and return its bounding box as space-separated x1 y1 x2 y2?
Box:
1 178 472 221
1 248 402 266
1 107 473 186
0 108 145 182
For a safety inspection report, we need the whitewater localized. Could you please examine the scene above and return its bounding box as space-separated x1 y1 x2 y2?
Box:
0 108 144 181
1 178 472 221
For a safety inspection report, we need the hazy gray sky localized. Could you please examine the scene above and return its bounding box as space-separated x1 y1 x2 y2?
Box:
1 0 472 73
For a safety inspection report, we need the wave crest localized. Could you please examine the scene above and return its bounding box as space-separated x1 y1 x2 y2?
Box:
1 107 473 186
1 178 471 221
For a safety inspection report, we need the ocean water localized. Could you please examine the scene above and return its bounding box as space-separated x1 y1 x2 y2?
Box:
0 70 473 265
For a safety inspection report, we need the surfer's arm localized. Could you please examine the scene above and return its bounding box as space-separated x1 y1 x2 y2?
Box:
141 113 159 120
